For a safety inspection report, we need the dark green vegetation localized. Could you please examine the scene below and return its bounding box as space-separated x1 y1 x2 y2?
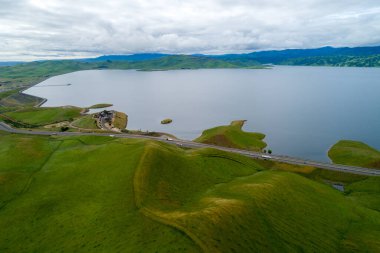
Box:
161 118 173 124
195 120 267 151
0 132 379 252
130 55 262 70
87 103 113 109
329 140 380 169
85 46 380 67
280 55 380 67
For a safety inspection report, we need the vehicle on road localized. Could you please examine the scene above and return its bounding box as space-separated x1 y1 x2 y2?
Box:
261 155 272 159
109 134 115 137
166 138 173 141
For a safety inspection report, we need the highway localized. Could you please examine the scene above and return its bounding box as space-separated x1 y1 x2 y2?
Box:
0 122 379 176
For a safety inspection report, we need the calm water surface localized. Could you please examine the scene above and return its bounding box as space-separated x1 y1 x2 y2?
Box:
24 66 380 162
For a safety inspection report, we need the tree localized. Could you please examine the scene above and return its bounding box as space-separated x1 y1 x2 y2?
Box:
268 149 272 154
60 126 69 132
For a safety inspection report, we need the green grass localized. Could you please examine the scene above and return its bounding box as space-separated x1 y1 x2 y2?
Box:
0 133 199 252
3 106 82 127
345 177 380 212
134 141 380 252
0 106 17 114
0 132 379 252
328 140 380 169
0 88 22 100
326 140 380 213
71 114 99 129
195 120 267 151
113 111 127 129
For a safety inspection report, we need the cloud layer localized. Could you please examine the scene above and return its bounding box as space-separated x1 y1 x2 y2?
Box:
1 0 380 60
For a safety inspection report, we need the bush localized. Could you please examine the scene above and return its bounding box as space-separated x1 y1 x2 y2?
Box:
60 126 69 132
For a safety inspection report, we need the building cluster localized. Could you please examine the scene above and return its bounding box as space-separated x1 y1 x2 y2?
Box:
94 110 115 130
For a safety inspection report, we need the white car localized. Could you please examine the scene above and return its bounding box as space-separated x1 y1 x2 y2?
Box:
261 155 272 159
109 134 115 137
166 138 173 141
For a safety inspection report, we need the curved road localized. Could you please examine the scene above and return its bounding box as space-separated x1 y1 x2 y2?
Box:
0 122 379 176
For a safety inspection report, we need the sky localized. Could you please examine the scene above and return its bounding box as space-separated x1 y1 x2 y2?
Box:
1 0 380 61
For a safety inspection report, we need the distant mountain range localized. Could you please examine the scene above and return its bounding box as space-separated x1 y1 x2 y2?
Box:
1 46 380 67
80 53 170 62
80 46 380 67
210 46 380 64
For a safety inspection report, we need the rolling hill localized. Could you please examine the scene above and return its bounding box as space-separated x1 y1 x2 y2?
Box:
0 131 379 252
194 120 267 151
329 140 380 169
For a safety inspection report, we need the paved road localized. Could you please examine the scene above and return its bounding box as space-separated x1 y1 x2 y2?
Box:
1 122 379 176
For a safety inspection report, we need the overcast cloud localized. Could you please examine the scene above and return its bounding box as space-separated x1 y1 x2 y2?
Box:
1 0 380 60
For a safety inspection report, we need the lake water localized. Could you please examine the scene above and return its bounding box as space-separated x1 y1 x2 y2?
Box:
23 66 380 162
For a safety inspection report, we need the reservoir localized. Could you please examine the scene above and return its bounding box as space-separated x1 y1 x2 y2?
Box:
23 66 380 162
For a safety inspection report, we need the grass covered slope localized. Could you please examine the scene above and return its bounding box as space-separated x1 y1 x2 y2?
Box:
71 114 99 129
195 120 266 151
134 142 380 252
0 133 200 252
329 140 380 169
3 106 82 127
113 111 128 129
0 132 379 252
328 140 380 212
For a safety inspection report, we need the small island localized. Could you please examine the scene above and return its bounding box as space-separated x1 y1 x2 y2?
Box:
194 120 267 151
87 103 113 109
161 118 173 124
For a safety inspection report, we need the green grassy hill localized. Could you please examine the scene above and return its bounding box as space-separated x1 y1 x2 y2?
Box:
0 133 199 252
113 111 128 129
328 140 380 212
195 120 267 151
328 140 380 169
3 106 82 127
0 132 379 252
71 114 99 129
